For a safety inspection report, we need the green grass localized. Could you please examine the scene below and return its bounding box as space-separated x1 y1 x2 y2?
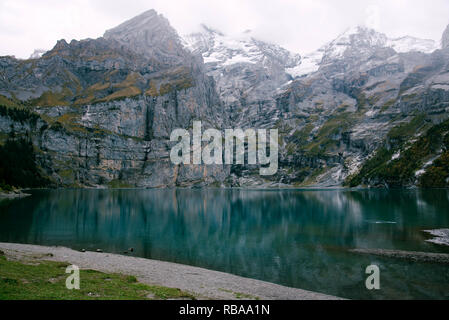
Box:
0 253 194 300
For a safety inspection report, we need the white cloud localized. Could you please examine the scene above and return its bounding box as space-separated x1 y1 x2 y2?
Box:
0 0 448 59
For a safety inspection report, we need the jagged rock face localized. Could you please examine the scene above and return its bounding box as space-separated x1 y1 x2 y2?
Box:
269 27 449 187
104 9 190 67
0 37 151 102
180 24 447 187
0 10 228 188
183 26 301 129
26 90 227 188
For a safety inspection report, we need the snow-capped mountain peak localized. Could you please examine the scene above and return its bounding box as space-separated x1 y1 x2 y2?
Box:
289 26 439 78
285 26 383 77
336 25 387 45
325 25 438 57
325 25 387 58
182 23 439 81
182 25 301 69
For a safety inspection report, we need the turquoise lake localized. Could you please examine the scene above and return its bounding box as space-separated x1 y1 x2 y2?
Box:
0 189 448 299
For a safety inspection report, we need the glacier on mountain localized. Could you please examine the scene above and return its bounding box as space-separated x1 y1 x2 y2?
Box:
184 24 440 80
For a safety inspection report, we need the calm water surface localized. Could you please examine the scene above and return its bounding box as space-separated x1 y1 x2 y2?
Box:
0 189 448 299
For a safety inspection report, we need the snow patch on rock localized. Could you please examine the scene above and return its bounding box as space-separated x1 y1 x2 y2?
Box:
387 36 438 54
424 229 449 246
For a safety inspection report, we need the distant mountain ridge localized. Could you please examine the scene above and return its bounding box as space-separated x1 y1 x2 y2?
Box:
182 25 301 72
182 24 439 80
289 26 439 78
1 10 449 189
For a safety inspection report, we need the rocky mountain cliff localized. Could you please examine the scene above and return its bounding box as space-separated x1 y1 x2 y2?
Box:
182 25 301 129
183 24 449 188
0 10 228 189
272 26 449 187
1 10 449 189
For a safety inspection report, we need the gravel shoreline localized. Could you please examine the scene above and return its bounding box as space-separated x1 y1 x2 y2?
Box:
0 242 342 300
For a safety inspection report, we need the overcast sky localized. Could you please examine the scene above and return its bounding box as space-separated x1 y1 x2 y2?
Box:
1 0 449 59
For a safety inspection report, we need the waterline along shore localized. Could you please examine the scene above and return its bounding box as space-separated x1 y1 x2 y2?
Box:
0 243 342 300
